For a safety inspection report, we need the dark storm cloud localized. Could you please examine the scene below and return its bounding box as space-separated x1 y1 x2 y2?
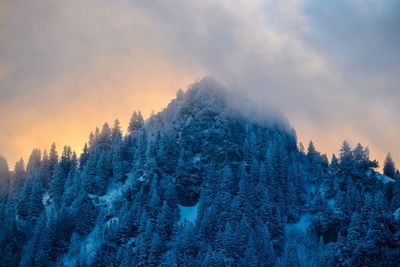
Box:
0 0 399 165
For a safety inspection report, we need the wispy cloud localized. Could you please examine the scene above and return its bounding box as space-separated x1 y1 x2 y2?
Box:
0 0 399 165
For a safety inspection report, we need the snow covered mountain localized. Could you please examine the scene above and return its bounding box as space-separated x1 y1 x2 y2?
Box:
0 77 400 266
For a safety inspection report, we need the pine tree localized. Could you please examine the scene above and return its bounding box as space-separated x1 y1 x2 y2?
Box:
72 192 99 236
347 213 363 256
383 153 396 178
149 233 163 266
82 156 97 195
391 179 400 210
128 111 144 134
175 155 202 206
111 119 123 142
243 234 258 267
254 223 275 265
330 153 339 174
339 141 353 172
49 143 58 166
0 207 25 266
236 215 251 258
95 153 111 196
21 212 47 266
10 159 26 201
98 122 112 150
156 201 177 242
0 156 10 200
40 150 56 191
80 143 89 168
62 170 80 206
27 149 42 174
201 246 226 267
49 165 67 206
353 143 367 163
307 141 318 162
27 176 44 224
249 159 259 183
17 176 33 220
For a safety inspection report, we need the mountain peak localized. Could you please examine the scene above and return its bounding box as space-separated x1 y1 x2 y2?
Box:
178 76 229 109
156 76 293 135
2 78 399 266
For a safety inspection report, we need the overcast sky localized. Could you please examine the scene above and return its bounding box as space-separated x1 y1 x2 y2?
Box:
1 0 399 168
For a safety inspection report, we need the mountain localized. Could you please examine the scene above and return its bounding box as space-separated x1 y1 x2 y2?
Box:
1 77 400 266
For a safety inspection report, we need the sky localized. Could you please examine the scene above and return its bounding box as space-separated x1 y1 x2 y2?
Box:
0 0 399 168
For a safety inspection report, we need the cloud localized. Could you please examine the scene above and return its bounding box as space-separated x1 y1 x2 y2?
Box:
0 0 399 166
301 0 400 160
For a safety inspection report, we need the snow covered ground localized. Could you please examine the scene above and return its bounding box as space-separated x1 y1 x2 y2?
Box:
287 214 313 234
62 227 101 266
97 173 137 209
178 203 199 224
366 170 395 184
394 208 400 221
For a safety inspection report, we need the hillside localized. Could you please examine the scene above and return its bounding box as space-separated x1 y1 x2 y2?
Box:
1 78 400 266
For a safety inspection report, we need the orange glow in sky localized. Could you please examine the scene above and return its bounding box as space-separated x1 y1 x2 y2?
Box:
1 0 399 170
0 66 203 166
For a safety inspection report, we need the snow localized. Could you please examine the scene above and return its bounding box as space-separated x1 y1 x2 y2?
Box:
105 217 119 227
42 192 53 214
192 154 201 163
179 203 199 224
99 186 122 208
366 170 394 184
328 199 336 209
127 237 135 246
394 208 400 221
287 214 313 233
375 173 395 184
42 192 50 205
62 227 102 266
98 175 137 209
